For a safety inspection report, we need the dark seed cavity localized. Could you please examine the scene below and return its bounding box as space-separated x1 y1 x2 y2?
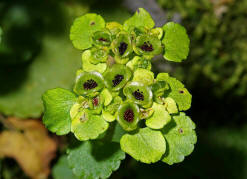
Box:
90 22 95 25
141 41 153 52
132 89 144 101
112 74 124 87
83 79 98 90
118 42 128 55
179 90 184 94
98 37 108 42
92 97 99 106
124 109 134 122
179 128 183 134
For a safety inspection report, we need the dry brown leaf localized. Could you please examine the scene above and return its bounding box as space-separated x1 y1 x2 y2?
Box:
0 117 57 179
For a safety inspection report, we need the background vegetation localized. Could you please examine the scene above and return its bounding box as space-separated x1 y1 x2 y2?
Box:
0 0 246 178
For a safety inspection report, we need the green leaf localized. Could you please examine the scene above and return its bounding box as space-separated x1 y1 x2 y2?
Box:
70 13 105 50
163 97 178 114
102 110 115 122
52 155 77 179
71 110 109 141
0 36 81 118
123 8 155 31
162 112 197 165
67 141 125 179
42 88 76 135
120 127 166 164
157 73 192 111
100 88 113 106
162 22 190 62
110 123 127 143
81 50 107 74
132 68 154 86
145 102 171 129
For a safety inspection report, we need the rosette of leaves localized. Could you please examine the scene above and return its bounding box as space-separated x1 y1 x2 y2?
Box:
42 8 197 178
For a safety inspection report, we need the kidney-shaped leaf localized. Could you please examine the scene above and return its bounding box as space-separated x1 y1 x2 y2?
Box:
162 22 190 62
123 8 155 31
120 127 166 164
162 112 197 165
42 88 77 135
70 14 105 50
67 141 125 179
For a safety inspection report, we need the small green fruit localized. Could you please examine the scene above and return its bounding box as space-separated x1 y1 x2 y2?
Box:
123 82 153 106
74 71 105 95
117 102 139 131
104 64 132 91
133 35 162 58
111 32 133 63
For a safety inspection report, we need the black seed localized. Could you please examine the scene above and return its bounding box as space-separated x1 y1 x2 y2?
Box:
132 89 144 101
83 79 98 90
118 42 128 55
141 41 153 52
124 109 134 122
90 22 95 25
98 37 108 42
112 74 124 87
179 128 183 134
179 90 184 94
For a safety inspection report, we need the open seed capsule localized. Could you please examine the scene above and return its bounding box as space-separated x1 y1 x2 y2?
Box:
104 64 132 91
133 35 162 58
74 71 105 95
92 29 112 47
117 102 139 131
111 32 133 63
123 82 153 106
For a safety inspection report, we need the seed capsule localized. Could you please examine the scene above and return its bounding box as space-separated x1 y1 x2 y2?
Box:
104 64 132 91
74 71 105 95
123 81 153 107
117 102 139 131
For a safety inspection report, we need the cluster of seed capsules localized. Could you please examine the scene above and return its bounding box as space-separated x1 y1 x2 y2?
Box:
68 8 195 164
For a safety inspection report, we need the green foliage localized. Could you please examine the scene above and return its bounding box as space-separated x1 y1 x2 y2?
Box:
70 14 105 50
67 141 125 179
158 0 247 96
0 36 81 118
156 73 192 111
123 8 155 31
145 102 171 129
0 2 41 65
120 128 166 163
0 27 2 44
162 113 197 165
71 110 109 141
42 8 196 178
52 156 76 179
162 22 190 62
42 88 77 135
